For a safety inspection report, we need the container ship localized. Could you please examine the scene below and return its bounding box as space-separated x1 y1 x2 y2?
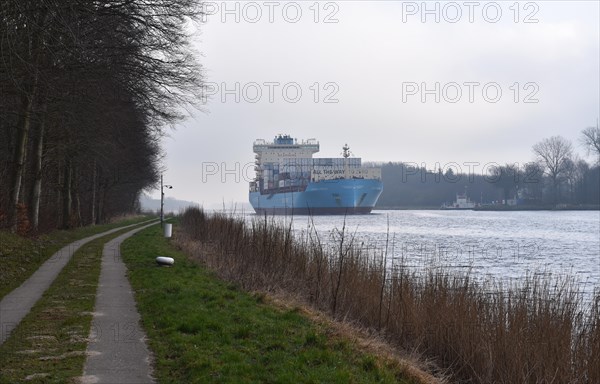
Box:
249 135 383 215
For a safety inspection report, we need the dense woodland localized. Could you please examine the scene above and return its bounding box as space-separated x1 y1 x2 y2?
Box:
376 132 600 208
1 0 203 233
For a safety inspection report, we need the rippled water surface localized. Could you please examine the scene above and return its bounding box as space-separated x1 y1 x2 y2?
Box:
243 210 600 296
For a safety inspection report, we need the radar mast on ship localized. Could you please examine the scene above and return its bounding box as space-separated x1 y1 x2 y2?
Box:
342 144 351 158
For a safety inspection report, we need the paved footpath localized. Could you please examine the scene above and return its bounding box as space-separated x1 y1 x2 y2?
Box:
81 222 158 384
0 219 156 345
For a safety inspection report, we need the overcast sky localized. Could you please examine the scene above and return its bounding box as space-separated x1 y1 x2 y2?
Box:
148 1 599 208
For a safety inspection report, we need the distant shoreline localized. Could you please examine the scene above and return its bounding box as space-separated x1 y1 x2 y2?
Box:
375 205 600 211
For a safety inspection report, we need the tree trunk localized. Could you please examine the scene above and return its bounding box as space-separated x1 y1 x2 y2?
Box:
553 176 559 204
130 191 139 213
62 159 72 229
90 159 97 225
73 166 82 226
96 181 105 225
56 159 62 228
75 189 82 227
8 7 48 232
9 95 35 231
29 105 47 232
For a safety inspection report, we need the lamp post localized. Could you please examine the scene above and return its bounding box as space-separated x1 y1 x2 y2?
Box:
160 174 172 227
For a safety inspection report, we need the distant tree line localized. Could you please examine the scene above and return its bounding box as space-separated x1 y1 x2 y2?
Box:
375 128 600 208
1 0 203 233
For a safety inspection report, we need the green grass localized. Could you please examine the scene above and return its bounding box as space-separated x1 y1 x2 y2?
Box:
0 224 147 384
0 215 153 300
121 224 416 384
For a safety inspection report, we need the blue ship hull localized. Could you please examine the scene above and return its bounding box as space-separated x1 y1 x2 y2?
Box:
249 179 383 215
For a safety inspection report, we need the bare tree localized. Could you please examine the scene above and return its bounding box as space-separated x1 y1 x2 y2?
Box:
1 0 204 232
522 162 544 202
2 2 49 231
489 163 521 205
562 156 587 203
580 123 600 164
532 136 574 204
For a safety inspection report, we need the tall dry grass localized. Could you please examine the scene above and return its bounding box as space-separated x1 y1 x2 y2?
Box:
178 207 600 383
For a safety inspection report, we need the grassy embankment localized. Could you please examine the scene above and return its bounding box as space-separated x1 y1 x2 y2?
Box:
0 215 153 300
121 224 426 383
176 207 600 384
0 224 151 383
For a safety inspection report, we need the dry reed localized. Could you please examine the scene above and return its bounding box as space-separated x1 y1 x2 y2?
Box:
178 207 600 384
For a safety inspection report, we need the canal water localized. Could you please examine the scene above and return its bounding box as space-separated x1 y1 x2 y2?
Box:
243 210 600 298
